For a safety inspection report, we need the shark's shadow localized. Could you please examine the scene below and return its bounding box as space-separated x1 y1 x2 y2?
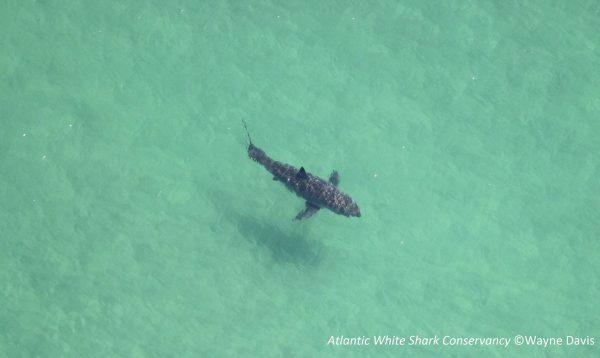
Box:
207 188 324 267
233 214 324 267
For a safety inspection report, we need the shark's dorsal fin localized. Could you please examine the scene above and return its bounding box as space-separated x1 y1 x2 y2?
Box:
328 170 339 186
296 167 308 179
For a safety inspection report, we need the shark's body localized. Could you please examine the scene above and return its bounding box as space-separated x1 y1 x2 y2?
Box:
244 122 361 220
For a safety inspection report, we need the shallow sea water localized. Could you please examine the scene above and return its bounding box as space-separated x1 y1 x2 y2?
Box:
1 0 599 356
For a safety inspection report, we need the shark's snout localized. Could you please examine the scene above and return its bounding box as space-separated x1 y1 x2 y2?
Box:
340 200 361 217
350 204 361 217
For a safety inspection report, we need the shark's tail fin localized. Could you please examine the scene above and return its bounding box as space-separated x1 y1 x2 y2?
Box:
242 119 253 146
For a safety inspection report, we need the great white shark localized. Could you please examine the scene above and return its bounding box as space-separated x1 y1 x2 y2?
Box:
243 121 361 220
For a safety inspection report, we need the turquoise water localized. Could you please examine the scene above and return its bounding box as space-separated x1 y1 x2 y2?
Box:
1 0 599 356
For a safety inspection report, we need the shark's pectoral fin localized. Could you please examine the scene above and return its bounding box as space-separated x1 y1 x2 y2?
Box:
295 167 308 180
294 201 320 220
328 170 339 186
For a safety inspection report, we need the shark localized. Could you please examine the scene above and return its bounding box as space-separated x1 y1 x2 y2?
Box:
243 120 361 220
